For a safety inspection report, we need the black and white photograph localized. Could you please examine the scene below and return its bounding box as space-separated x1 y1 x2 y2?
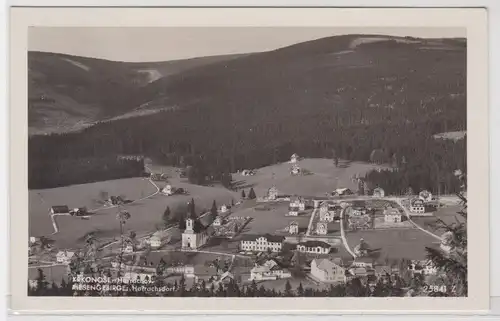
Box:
9 7 489 313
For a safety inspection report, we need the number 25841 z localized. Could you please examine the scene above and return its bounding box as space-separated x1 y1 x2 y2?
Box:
424 285 455 293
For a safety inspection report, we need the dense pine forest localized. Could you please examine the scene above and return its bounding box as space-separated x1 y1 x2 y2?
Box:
28 35 466 192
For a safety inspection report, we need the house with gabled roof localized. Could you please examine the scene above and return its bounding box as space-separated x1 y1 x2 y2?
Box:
297 240 332 254
384 206 402 223
267 186 279 201
409 198 425 214
372 187 385 198
310 258 346 283
50 205 69 214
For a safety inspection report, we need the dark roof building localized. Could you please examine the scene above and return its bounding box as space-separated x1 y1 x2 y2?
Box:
50 205 69 214
240 234 286 243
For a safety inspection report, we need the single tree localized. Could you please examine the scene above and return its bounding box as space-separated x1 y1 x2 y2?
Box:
188 198 196 219
297 282 305 297
248 188 257 200
162 206 171 227
285 280 293 296
425 191 467 296
116 209 131 273
241 189 246 199
210 200 218 219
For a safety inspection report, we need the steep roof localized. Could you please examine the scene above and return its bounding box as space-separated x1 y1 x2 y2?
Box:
51 205 69 213
313 258 342 272
298 240 331 248
240 234 285 243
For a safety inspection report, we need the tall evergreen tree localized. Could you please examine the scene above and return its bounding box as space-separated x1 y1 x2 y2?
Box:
210 200 218 219
285 280 293 297
162 206 171 227
241 189 246 199
248 188 257 200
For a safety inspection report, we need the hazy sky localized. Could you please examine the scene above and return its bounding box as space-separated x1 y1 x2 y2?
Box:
29 27 465 62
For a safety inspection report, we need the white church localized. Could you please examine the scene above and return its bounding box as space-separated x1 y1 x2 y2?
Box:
181 218 213 251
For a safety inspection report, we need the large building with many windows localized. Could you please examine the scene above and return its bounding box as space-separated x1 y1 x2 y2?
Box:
240 234 285 253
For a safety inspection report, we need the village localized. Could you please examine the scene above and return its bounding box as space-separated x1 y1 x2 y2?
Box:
28 153 462 295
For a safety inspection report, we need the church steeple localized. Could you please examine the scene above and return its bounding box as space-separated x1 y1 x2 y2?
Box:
185 218 194 233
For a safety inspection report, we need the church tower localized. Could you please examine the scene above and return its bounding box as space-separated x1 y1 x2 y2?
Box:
185 218 194 233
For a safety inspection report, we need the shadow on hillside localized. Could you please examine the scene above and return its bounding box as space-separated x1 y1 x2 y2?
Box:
232 180 256 190
337 160 352 169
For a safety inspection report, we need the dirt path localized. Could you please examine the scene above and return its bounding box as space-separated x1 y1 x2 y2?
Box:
339 207 356 258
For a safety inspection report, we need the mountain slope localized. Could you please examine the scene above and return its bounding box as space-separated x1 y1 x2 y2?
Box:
28 51 247 135
29 34 467 192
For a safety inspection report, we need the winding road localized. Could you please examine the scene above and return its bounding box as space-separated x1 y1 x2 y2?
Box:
388 197 442 241
339 207 357 258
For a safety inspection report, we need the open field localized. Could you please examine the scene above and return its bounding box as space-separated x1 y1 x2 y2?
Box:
230 202 311 236
411 205 464 235
29 177 157 237
30 177 238 249
345 228 439 263
231 158 387 199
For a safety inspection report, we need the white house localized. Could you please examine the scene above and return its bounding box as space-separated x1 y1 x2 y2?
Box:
409 198 426 214
162 185 173 196
122 272 155 284
213 216 224 227
29 236 37 245
315 222 328 235
372 187 385 198
319 202 339 222
288 206 299 216
123 242 135 254
181 218 212 251
56 250 75 264
440 231 454 254
288 221 299 235
409 260 438 275
310 258 346 283
350 257 374 269
220 204 228 213
334 188 353 196
249 262 292 281
148 229 172 249
384 207 402 223
351 206 367 216
267 186 279 201
353 238 370 257
241 169 255 176
291 164 301 175
240 234 285 253
289 196 306 215
290 153 299 164
297 240 331 254
419 190 433 203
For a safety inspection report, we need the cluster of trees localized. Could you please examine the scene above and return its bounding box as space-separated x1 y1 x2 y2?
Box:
28 267 407 298
363 138 466 195
28 152 145 189
241 188 256 200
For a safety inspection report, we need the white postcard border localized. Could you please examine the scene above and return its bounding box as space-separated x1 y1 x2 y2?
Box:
9 7 489 313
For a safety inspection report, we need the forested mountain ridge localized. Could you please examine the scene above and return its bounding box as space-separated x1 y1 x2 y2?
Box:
28 51 247 135
29 34 466 191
